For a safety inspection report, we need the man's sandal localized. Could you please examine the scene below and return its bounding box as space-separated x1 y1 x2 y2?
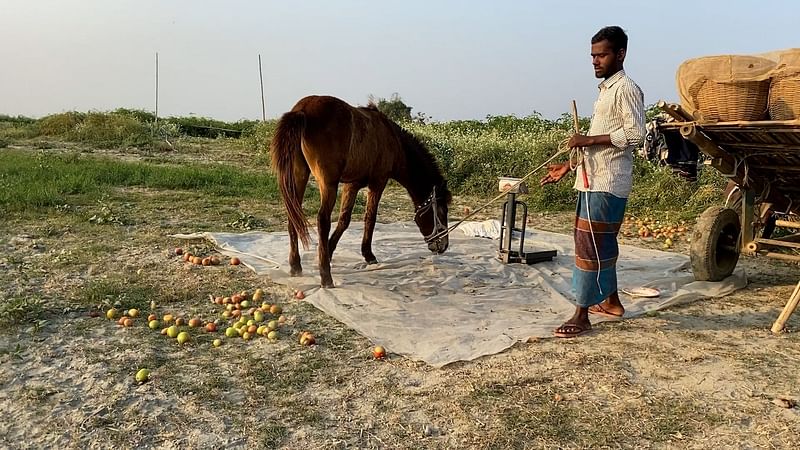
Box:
588 303 624 319
553 323 592 338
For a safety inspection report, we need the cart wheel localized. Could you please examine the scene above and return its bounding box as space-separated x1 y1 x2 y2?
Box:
691 206 740 282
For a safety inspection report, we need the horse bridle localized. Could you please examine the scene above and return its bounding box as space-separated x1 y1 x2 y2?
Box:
414 185 446 244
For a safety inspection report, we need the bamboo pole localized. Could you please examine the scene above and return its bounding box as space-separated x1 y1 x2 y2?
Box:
763 252 800 263
775 220 800 229
751 166 800 172
659 122 800 133
768 232 800 243
155 52 159 127
704 119 800 127
258 54 266 122
725 143 800 151
656 100 696 122
680 123 741 179
572 100 589 189
754 238 800 250
571 100 580 132
772 281 800 333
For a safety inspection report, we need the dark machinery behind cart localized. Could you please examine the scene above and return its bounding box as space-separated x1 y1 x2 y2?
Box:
657 101 800 332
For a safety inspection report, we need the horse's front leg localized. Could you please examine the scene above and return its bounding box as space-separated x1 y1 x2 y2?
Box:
361 182 386 264
317 182 339 288
328 183 361 260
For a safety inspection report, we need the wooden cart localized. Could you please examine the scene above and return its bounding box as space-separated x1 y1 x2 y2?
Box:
658 101 800 332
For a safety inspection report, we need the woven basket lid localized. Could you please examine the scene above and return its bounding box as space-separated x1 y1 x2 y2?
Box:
677 54 776 118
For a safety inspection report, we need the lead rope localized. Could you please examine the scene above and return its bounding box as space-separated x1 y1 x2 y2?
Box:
426 139 572 243
429 101 602 297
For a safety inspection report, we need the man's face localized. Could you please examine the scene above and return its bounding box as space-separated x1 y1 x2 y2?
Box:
591 39 624 79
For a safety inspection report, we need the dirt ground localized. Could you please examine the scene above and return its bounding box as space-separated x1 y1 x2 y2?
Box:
1 141 799 449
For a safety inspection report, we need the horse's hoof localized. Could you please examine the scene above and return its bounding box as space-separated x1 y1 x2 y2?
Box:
366 258 378 265
290 269 303 277
321 281 334 289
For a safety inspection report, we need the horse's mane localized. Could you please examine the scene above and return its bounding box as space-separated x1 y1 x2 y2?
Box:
358 101 451 203
393 123 452 204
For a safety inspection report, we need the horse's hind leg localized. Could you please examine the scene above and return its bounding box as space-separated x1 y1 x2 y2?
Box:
317 181 339 288
361 181 387 264
288 161 310 277
328 183 362 260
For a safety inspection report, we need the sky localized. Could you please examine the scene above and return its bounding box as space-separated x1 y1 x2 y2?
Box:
1 0 797 122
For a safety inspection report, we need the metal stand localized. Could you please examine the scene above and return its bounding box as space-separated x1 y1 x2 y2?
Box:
496 177 557 264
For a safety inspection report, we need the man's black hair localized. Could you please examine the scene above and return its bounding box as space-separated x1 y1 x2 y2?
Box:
591 26 628 53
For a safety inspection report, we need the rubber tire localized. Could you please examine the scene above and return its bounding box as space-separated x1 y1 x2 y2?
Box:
690 206 741 282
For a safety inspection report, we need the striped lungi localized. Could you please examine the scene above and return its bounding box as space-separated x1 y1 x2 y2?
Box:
572 191 628 308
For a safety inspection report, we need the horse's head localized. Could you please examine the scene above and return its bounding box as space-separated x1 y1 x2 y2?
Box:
414 184 451 254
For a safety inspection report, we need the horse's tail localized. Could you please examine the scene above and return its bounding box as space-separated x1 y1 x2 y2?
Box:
270 111 310 249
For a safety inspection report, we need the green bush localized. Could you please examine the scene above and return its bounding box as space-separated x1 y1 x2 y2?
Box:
241 120 279 159
38 112 85 136
406 115 724 215
406 117 576 209
0 109 266 147
0 114 36 125
627 158 727 217
113 108 156 123
68 112 151 147
164 116 260 138
0 122 39 140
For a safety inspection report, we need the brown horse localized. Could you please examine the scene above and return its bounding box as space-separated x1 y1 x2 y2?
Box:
270 95 451 288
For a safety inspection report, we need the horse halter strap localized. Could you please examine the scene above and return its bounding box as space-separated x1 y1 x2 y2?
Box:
414 186 443 243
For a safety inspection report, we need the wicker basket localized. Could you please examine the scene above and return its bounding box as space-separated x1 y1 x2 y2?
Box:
689 79 770 122
678 54 774 122
768 72 800 120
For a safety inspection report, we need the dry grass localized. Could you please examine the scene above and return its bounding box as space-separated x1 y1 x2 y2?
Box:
1 139 799 449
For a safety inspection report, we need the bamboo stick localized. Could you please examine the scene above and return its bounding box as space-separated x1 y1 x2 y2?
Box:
751 166 800 172
660 123 800 133
571 100 580 132
763 252 800 263
771 281 800 333
155 52 159 127
765 232 800 244
258 54 266 122
695 126 800 133
724 142 800 151
775 220 800 229
710 119 800 127
754 238 800 250
680 123 742 180
572 100 589 189
656 100 695 122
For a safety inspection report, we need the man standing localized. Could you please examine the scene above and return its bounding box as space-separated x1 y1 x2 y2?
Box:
540 26 645 337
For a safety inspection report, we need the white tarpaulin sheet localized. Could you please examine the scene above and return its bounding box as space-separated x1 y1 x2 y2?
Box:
174 221 746 367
